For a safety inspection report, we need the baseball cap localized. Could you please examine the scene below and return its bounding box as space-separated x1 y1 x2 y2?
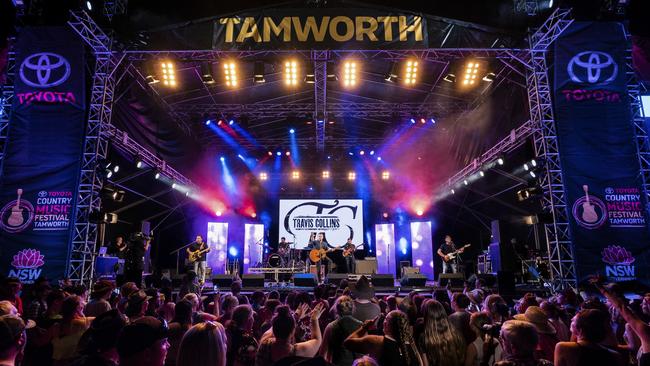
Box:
0 315 34 351
116 316 168 358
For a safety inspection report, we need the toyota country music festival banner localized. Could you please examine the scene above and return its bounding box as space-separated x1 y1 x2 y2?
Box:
0 27 85 283
554 22 650 284
279 199 363 249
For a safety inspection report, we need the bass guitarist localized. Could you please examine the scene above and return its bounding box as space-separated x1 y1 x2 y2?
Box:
437 234 464 274
342 238 357 274
187 234 209 284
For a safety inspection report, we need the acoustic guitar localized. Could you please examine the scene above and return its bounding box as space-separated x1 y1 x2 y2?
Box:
442 244 471 262
189 248 211 263
581 185 598 224
309 246 342 262
7 189 25 227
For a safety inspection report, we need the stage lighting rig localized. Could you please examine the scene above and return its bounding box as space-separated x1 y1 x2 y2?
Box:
322 171 330 179
254 61 266 83
462 61 480 87
384 62 398 83
200 62 215 84
443 73 456 83
284 60 298 86
482 72 496 82
347 172 356 181
144 63 159 85
259 172 268 181
381 171 390 180
342 60 358 88
517 186 543 202
305 64 315 84
223 61 238 87
291 171 300 180
404 59 419 85
160 61 176 87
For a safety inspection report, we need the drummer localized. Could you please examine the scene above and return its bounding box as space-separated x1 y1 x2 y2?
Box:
278 237 290 256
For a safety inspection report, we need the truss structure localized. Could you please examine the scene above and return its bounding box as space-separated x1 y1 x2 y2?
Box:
0 45 15 174
313 50 329 152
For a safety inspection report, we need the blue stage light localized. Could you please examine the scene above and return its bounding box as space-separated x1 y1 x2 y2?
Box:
220 156 225 162
360 150 365 155
410 118 416 124
276 151 282 156
327 155 332 160
369 150 375 155
205 120 212 126
229 246 238 257
229 120 234 125
348 152 354 156
289 128 295 134
430 118 436 124
237 154 245 161
377 156 382 161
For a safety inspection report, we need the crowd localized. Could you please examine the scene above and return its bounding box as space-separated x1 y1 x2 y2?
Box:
1 272 649 366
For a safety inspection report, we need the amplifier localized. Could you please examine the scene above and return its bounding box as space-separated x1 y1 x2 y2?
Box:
356 258 378 274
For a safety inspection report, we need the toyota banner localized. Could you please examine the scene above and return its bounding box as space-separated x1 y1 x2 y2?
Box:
0 27 86 283
553 22 650 285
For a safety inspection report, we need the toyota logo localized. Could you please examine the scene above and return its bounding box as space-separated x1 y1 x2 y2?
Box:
19 52 71 88
567 51 618 85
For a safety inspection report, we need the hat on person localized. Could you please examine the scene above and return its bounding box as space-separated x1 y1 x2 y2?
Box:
513 306 557 335
352 275 375 300
120 282 139 298
92 280 114 297
466 289 484 305
86 309 128 353
127 290 151 308
0 315 35 350
116 316 168 358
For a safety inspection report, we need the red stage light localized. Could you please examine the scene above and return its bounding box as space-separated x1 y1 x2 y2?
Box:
251 212 257 218
416 209 424 216
382 212 389 218
215 210 223 217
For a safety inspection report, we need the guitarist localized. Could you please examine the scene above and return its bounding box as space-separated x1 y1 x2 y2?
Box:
437 235 464 274
342 238 357 274
187 235 208 284
308 232 331 282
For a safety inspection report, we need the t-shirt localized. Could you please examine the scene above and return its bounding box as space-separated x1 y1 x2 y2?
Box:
189 242 208 261
84 299 112 317
439 242 456 255
352 300 381 322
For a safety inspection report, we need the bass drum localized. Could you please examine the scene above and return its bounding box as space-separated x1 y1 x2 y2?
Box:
268 253 283 268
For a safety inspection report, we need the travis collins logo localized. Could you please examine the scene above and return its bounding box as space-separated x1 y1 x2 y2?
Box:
0 189 35 233
9 249 45 284
602 245 635 281
17 52 77 106
572 185 607 230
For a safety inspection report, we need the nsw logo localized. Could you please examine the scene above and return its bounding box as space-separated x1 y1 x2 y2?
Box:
602 245 635 281
567 51 618 85
19 52 71 88
9 249 45 283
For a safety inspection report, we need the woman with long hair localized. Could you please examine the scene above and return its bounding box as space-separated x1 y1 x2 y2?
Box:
49 295 93 366
166 300 194 366
176 321 228 366
226 305 258 366
344 310 422 366
418 300 466 366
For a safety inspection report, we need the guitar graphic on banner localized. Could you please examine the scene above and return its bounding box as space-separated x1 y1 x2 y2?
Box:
7 189 25 227
581 185 598 224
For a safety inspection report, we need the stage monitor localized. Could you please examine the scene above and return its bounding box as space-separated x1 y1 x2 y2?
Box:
279 199 363 248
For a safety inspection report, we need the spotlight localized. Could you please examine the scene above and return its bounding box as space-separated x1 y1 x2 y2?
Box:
462 61 480 87
479 170 485 177
253 61 266 83
410 118 416 124
377 156 382 161
463 180 468 185
328 120 335 125
531 159 537 167
482 72 496 82
369 150 375 155
284 60 298 86
285 151 290 156
360 150 365 155
420 118 426 124
85 1 92 10
171 182 177 189
229 120 234 125
342 60 358 87
348 152 354 156
259 172 268 181
497 157 505 165
220 156 225 162
451 189 456 194
215 210 223 216
443 73 456 83
217 120 223 126
291 171 300 180
322 171 330 179
403 59 418 85
289 128 295 134
160 61 176 87
381 171 390 180
276 151 282 156
205 120 212 126
430 118 436 124
200 62 215 84
384 62 398 82
267 151 273 156
223 61 238 87
524 163 529 171
251 212 257 218
135 159 145 169
529 171 537 178
154 171 161 180
228 246 238 257
382 212 389 218
416 209 424 216
112 165 119 173
348 172 356 181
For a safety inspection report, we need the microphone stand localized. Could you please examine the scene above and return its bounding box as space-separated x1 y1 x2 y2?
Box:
170 241 196 276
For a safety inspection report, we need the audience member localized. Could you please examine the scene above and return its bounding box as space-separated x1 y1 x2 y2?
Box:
117 316 170 366
513 306 559 362
226 304 258 366
466 312 501 366
177 321 227 366
0 314 33 366
69 309 127 366
496 320 552 366
84 280 114 317
419 299 465 366
320 295 362 366
351 276 381 322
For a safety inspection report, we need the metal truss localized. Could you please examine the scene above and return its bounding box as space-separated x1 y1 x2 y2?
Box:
103 125 196 187
67 11 120 286
313 50 328 152
528 8 575 292
625 31 650 217
173 101 468 121
103 0 128 21
0 45 15 175
514 0 540 16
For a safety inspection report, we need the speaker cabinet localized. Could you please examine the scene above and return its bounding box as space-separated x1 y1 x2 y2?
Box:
212 274 234 288
370 274 394 287
326 273 349 286
241 274 265 288
293 273 318 287
400 273 427 287
355 258 378 274
439 273 465 287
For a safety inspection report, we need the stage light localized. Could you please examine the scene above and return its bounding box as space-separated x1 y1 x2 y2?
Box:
451 189 456 194
276 151 282 156
215 210 223 216
251 212 257 218
463 180 468 186
267 151 273 156
462 61 480 87
291 171 300 180
229 246 238 257
289 128 295 134
220 156 225 162
377 156 382 161
285 151 290 156
284 60 298 86
205 120 212 126
382 212 389 218
420 118 426 124
531 159 537 167
200 62 215 84
410 118 416 124
482 72 496 82
154 172 161 180
342 60 358 87
223 61 238 87
404 59 418 85
253 61 266 83
113 165 120 173
369 150 375 155
497 157 505 165
237 154 245 161
443 73 456 83
217 120 223 126
348 172 356 181
360 150 365 155
259 172 268 181
384 62 398 82
348 152 354 156
529 171 537 178
322 171 330 179
85 1 92 10
430 118 436 124
328 120 335 125
416 209 424 216
524 163 530 171
136 159 145 169
479 170 485 177
171 182 177 189
229 119 234 125
381 171 390 180
160 61 176 87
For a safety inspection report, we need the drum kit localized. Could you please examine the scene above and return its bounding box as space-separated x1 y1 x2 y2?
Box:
258 241 305 269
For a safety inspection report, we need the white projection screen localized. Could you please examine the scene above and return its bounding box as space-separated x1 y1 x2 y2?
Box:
206 222 228 274
410 221 434 280
279 199 364 248
375 223 396 276
244 224 265 273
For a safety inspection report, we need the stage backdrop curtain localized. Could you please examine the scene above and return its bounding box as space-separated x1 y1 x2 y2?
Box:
0 27 85 283
553 22 650 285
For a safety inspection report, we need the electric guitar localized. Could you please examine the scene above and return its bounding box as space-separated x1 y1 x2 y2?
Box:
581 185 598 224
189 247 211 262
342 243 364 257
7 189 25 227
442 244 471 263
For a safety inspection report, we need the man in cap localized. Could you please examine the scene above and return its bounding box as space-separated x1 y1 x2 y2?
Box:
351 276 380 321
0 314 35 366
125 290 151 322
85 280 114 317
117 316 169 366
